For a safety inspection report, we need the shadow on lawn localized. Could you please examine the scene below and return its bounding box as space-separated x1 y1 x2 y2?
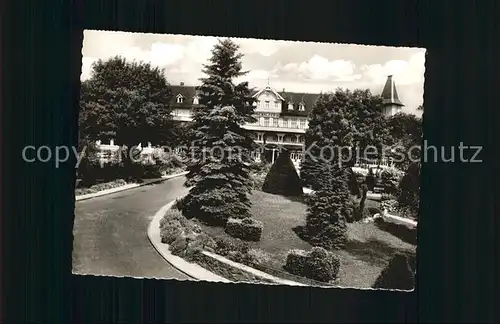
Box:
292 225 414 268
374 219 417 245
342 237 412 267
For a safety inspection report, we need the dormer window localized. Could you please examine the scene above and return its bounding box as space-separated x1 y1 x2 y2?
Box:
176 94 184 104
288 102 294 110
298 103 305 111
193 96 199 105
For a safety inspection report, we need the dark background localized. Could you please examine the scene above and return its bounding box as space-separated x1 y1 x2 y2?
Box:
2 0 498 322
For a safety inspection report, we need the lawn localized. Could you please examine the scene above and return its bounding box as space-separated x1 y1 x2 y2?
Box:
196 190 416 288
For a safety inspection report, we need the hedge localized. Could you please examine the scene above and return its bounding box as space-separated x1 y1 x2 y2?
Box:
284 247 341 282
225 217 263 242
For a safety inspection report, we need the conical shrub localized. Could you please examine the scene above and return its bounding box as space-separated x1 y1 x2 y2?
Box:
372 252 415 290
262 150 303 196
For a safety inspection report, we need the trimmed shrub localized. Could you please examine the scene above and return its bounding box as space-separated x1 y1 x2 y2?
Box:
305 164 349 249
284 249 309 276
262 150 303 196
225 217 263 241
284 247 341 283
308 247 341 282
372 252 415 290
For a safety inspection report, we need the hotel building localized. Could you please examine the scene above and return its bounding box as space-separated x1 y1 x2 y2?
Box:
169 75 403 166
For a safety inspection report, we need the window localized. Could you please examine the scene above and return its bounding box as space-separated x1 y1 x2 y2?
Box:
288 103 294 110
264 117 270 127
265 101 270 110
257 133 263 141
176 95 184 103
298 103 305 111
299 119 306 129
273 118 278 127
193 96 199 104
274 101 280 110
291 118 297 128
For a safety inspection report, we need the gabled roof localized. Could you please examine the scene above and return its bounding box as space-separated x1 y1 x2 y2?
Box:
381 75 404 106
252 85 285 101
170 85 201 108
279 91 319 115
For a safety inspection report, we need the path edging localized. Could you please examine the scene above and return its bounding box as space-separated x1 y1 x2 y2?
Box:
147 199 231 283
75 171 189 202
201 251 307 286
148 196 308 286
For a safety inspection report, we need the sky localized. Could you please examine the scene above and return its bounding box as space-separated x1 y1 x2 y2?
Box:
81 30 426 115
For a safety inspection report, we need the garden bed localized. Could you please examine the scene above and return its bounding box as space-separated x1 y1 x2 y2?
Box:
75 179 129 196
163 190 416 288
190 252 275 284
75 167 186 196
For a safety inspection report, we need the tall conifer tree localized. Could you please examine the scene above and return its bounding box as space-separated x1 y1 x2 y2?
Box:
181 39 256 225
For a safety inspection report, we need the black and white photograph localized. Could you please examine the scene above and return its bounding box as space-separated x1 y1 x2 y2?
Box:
73 30 424 290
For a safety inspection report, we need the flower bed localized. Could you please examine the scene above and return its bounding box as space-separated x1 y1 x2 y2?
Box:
75 179 127 196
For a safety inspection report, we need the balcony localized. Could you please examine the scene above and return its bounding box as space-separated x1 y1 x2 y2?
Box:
254 139 304 147
243 124 306 134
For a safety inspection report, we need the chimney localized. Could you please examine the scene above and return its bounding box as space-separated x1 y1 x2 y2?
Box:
282 88 285 93
180 81 185 86
110 139 114 146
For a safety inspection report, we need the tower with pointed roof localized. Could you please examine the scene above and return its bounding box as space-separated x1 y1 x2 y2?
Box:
380 75 404 116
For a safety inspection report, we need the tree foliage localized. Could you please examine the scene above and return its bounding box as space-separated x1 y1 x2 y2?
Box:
385 113 423 170
398 162 421 218
262 150 303 196
181 39 256 225
300 89 388 190
300 90 355 190
78 56 175 181
348 90 390 164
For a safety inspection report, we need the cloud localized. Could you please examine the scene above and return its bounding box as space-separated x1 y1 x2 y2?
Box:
80 31 424 115
276 55 361 82
361 51 425 85
237 38 289 57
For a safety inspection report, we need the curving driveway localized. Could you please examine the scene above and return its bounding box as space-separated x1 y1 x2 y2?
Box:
72 176 191 280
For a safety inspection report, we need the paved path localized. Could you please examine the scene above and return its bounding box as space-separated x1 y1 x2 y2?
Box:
72 176 191 280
